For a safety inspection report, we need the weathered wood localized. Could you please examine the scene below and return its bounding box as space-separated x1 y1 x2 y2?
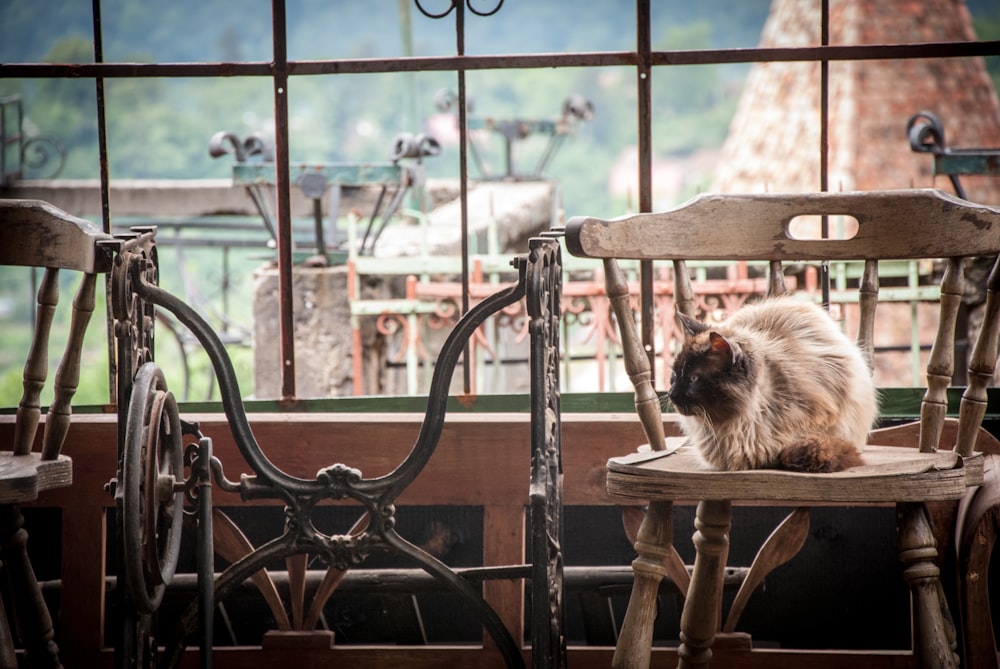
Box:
0 455 72 505
678 500 732 669
723 507 809 633
767 260 786 297
7 412 677 509
1 411 666 666
482 504 526 650
920 257 963 453
898 503 959 668
212 508 291 630
674 259 696 319
0 596 16 669
303 513 367 630
0 199 113 273
957 255 1000 458
58 502 106 661
0 409 964 668
858 258 878 371
287 552 308 629
612 500 673 669
567 189 1000 669
42 272 97 461
565 189 1000 262
139 645 924 669
621 505 690 596
0 505 61 668
13 268 57 456
956 454 1000 668
0 198 115 668
604 259 666 451
607 443 977 503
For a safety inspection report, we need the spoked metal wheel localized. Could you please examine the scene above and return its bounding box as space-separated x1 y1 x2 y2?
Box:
119 362 185 615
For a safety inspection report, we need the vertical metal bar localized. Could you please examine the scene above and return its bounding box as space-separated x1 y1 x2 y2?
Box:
636 0 655 383
1 102 6 180
456 1 472 394
196 437 214 669
398 0 419 132
93 0 111 236
94 4 127 667
271 0 296 401
93 0 116 408
819 0 831 309
15 100 22 178
222 246 230 335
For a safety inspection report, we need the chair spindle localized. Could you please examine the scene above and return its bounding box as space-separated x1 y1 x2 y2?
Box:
13 269 59 456
673 259 695 319
768 259 786 297
920 257 963 453
603 259 665 451
42 272 98 461
857 259 879 373
956 254 1000 457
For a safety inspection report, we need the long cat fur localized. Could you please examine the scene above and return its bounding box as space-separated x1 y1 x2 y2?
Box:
668 296 876 472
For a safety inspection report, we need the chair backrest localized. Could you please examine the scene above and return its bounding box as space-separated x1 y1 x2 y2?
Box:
1 199 114 459
564 188 1000 458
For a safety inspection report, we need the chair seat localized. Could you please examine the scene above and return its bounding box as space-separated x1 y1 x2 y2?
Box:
0 453 72 505
607 439 982 504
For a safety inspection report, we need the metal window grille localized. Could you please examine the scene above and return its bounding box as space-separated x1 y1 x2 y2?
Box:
2 0 996 402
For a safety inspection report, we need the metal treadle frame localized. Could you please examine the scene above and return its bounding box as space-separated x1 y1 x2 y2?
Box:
110 235 565 669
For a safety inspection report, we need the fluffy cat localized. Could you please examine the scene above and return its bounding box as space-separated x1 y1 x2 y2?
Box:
667 296 876 472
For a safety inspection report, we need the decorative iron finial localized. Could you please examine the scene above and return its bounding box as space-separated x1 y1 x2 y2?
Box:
414 0 503 19
208 130 274 163
907 111 947 155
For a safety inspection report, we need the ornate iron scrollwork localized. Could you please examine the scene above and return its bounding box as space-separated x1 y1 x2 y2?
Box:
414 0 504 19
110 211 568 668
119 362 185 615
0 96 66 184
525 236 566 668
112 242 571 669
106 227 164 669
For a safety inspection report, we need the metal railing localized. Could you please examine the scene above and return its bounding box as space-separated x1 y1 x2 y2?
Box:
0 95 64 185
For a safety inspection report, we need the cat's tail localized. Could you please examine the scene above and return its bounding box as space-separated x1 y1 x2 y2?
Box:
777 436 864 473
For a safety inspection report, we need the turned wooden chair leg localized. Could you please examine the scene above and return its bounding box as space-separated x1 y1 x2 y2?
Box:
898 502 959 669
0 505 62 669
613 500 674 669
956 455 1000 669
0 569 18 669
678 500 732 669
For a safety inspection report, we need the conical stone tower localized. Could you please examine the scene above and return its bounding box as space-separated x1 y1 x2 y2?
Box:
711 0 1000 204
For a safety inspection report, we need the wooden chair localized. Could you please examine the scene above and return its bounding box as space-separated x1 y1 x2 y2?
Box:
0 199 114 668
563 189 1000 669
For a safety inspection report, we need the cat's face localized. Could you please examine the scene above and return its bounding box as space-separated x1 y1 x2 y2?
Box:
668 315 755 421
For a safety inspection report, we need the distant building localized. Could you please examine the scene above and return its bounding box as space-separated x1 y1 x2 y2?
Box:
712 0 1000 205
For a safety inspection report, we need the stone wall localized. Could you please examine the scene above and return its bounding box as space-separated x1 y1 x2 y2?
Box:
252 180 556 399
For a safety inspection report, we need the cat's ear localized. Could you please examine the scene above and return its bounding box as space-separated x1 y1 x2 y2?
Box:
675 311 709 340
708 332 734 360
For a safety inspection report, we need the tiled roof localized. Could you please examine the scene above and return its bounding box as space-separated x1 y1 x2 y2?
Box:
711 0 1000 204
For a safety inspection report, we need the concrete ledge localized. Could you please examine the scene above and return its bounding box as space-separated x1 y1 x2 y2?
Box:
1 178 461 219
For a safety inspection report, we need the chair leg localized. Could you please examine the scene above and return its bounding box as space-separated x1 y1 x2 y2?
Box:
898 502 960 669
678 500 732 669
956 455 1000 669
0 566 18 669
0 505 61 669
613 500 674 669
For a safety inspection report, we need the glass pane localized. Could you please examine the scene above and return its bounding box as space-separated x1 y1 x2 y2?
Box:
0 2 95 64
101 0 272 62
652 0 770 50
